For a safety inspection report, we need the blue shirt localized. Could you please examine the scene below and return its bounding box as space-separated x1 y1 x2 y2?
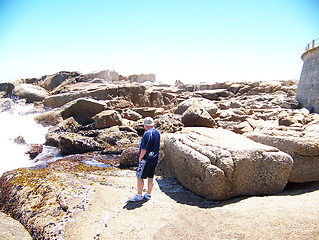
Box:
139 128 161 163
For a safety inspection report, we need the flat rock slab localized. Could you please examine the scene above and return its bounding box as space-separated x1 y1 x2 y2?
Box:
66 175 319 240
1 167 319 239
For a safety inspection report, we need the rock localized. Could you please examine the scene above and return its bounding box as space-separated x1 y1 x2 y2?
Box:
0 212 32 240
117 85 148 106
0 82 14 97
44 117 88 148
45 131 61 147
227 83 242 94
181 101 217 128
229 100 242 108
195 89 232 100
163 127 293 200
12 84 49 103
128 73 156 83
26 144 43 159
14 136 26 144
233 121 254 134
40 71 80 91
133 107 165 118
245 131 319 183
43 84 147 108
34 109 63 126
1 156 318 240
162 92 178 106
276 97 299 109
279 116 298 126
121 108 142 121
60 98 106 125
246 118 278 130
43 91 86 108
119 147 139 167
155 114 183 133
105 99 134 110
0 160 100 240
93 110 123 129
304 120 319 133
0 98 13 112
45 117 83 146
59 133 104 155
174 98 218 116
148 90 164 107
81 70 119 82
97 126 139 150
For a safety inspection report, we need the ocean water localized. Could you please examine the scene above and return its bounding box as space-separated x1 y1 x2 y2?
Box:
0 101 49 176
0 100 111 177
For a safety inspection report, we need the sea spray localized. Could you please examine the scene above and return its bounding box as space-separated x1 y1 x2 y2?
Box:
0 100 49 176
0 100 112 176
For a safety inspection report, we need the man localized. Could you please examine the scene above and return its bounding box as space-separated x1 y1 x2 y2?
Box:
129 117 161 201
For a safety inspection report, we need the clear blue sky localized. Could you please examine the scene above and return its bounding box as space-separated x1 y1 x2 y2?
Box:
0 0 318 84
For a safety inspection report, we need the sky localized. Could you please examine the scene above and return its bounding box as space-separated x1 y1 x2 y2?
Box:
0 0 318 84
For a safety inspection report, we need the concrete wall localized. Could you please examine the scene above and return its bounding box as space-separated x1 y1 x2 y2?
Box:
296 45 319 113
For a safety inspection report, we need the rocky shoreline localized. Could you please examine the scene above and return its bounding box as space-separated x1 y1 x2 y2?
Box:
1 70 319 239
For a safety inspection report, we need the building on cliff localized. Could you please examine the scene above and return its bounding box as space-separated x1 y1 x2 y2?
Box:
296 38 319 113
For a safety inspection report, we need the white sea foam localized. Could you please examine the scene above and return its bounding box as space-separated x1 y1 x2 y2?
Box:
0 101 49 176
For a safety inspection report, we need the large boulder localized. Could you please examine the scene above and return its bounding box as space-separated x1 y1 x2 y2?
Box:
148 90 164 107
117 84 148 106
163 127 293 200
59 133 104 155
245 130 319 182
181 101 217 127
155 113 183 133
119 147 139 167
60 98 106 125
34 109 64 126
43 91 87 108
121 108 142 121
12 84 49 103
44 117 86 147
43 84 147 108
40 71 79 91
92 110 123 129
174 98 218 117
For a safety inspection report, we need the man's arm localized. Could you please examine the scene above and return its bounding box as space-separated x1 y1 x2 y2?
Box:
139 149 147 162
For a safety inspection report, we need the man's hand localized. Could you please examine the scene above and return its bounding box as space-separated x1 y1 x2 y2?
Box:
139 149 147 162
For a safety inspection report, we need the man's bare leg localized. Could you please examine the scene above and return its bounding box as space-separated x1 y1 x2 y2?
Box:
147 178 154 194
137 177 144 195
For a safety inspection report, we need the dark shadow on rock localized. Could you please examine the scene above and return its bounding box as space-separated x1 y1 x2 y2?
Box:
123 199 148 210
279 181 319 196
156 178 248 209
156 178 319 209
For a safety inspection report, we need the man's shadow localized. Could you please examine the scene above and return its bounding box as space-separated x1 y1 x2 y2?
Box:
123 199 149 210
